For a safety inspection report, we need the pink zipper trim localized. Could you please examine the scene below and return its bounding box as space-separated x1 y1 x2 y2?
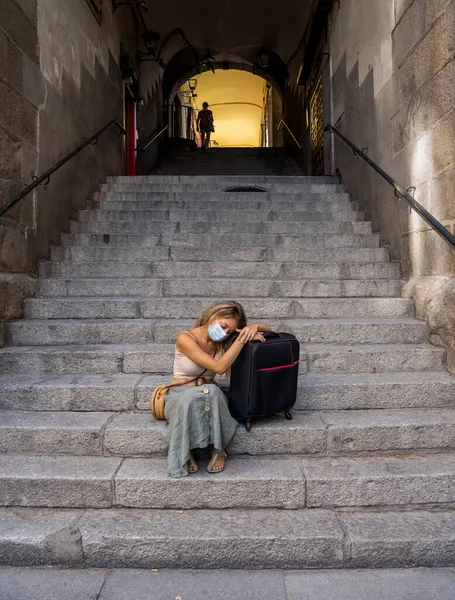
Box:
258 361 298 372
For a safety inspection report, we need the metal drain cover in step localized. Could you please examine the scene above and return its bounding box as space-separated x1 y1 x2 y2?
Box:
223 187 267 192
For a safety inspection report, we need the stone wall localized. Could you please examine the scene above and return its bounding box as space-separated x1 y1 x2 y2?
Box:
0 0 42 344
0 0 163 345
323 0 455 372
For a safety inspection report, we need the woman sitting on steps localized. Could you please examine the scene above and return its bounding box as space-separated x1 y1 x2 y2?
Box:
164 300 271 478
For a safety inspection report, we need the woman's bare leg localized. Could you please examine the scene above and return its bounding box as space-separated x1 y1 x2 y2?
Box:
201 130 211 149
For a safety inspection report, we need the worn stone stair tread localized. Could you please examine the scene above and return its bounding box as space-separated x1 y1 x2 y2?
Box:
90 205 360 219
0 341 443 360
5 317 428 347
23 297 415 322
2 505 454 569
89 205 362 220
101 183 341 192
1 452 455 510
0 342 445 376
36 277 402 299
101 185 342 193
1 370 454 412
106 175 336 183
302 344 445 373
72 222 371 236
61 233 379 248
40 260 400 280
1 505 455 568
3 406 455 458
93 203 356 213
37 276 400 285
50 246 391 264
0 411 325 457
7 317 425 326
93 192 351 201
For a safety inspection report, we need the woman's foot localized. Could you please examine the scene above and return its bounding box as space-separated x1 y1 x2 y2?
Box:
207 449 226 473
187 452 199 474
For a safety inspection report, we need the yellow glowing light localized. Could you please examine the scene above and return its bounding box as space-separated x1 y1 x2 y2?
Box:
184 70 267 147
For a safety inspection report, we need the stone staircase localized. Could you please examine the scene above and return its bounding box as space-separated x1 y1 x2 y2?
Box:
1 169 455 570
154 147 303 175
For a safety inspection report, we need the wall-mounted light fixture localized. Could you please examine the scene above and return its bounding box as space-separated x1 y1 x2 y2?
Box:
141 30 161 54
137 30 166 67
188 79 198 93
257 52 270 69
112 0 148 12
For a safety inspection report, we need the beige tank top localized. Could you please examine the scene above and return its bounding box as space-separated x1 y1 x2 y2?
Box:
173 331 221 379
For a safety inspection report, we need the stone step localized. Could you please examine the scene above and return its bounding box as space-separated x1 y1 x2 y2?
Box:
101 183 342 194
36 277 402 298
92 202 360 219
1 505 454 568
39 260 401 280
90 200 364 223
94 192 352 205
3 407 455 457
106 175 336 184
1 453 455 510
60 232 379 249
303 343 445 374
94 189 350 203
5 318 427 346
0 342 444 375
71 219 371 236
1 372 453 413
24 297 414 320
50 246 391 264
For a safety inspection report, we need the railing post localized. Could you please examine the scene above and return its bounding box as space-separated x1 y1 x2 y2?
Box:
127 102 137 176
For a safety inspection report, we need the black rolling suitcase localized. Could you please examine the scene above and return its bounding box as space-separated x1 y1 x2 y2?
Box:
227 331 300 430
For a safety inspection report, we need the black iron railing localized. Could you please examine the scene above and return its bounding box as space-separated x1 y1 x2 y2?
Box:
277 119 304 151
325 124 455 250
139 125 169 153
0 119 126 218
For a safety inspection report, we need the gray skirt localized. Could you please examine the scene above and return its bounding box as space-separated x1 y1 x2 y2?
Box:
164 383 238 478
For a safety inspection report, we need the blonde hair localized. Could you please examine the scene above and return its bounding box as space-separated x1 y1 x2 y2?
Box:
194 300 247 351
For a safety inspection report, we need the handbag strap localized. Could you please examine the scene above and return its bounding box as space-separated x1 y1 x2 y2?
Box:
163 334 216 393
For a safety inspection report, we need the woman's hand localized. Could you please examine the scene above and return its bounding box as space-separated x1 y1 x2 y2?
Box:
252 332 266 342
236 324 260 343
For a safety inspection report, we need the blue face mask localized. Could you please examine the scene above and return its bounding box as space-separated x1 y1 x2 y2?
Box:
208 321 230 342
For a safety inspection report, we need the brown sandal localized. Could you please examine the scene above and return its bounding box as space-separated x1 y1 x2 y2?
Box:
206 450 226 474
187 452 199 474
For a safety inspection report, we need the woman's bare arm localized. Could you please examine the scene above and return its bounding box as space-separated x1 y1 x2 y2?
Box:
176 330 264 375
235 322 271 343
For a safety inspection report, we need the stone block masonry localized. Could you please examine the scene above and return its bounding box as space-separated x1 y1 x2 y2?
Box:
325 0 455 373
0 0 164 346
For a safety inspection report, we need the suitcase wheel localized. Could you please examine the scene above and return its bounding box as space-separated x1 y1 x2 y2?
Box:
284 410 293 421
245 418 252 432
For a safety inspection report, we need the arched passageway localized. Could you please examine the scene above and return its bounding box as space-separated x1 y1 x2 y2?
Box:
173 70 282 148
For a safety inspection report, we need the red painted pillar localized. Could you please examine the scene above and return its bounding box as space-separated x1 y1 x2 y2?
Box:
121 81 126 176
127 101 137 176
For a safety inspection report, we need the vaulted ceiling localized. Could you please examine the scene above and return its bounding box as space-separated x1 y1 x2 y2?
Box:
145 0 313 65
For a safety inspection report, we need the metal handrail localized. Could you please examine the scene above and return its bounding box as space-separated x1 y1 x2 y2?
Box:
325 123 455 250
0 119 126 218
139 125 169 153
277 119 304 151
